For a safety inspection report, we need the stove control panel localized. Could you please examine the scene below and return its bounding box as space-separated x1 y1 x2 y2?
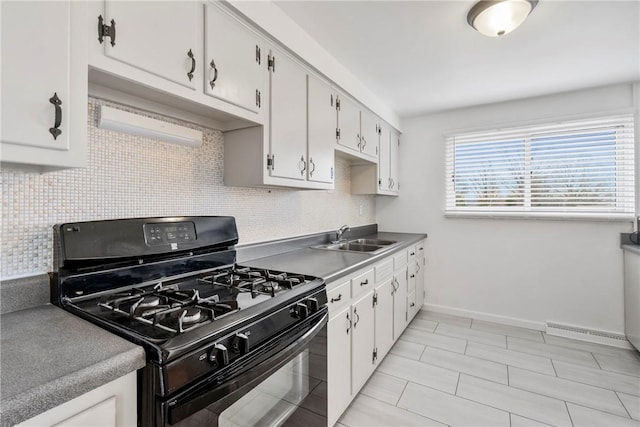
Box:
144 222 196 247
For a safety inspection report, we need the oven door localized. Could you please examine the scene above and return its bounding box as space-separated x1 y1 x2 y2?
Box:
163 309 328 427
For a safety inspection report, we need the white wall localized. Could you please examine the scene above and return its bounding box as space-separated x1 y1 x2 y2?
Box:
377 83 638 334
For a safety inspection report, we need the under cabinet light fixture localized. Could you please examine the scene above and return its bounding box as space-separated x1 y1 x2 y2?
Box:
98 105 203 147
467 0 538 37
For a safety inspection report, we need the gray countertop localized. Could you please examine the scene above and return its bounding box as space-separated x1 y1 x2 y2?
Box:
623 244 640 255
0 304 146 426
241 231 427 283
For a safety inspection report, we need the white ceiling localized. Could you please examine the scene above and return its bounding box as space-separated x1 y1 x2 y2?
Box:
274 1 640 118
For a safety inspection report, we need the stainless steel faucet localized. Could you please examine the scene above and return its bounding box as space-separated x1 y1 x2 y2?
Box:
336 224 350 242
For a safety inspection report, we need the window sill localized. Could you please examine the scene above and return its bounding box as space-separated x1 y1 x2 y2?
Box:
444 210 635 222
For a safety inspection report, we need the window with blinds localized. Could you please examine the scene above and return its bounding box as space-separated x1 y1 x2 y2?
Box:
445 115 635 219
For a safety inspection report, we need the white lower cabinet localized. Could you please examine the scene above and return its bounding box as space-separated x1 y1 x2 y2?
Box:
16 372 137 427
415 240 426 313
328 303 352 426
374 278 395 361
350 290 376 394
392 251 409 340
327 246 423 426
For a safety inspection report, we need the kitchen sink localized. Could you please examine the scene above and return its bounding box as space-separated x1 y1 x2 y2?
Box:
348 238 397 246
312 238 399 254
323 242 383 252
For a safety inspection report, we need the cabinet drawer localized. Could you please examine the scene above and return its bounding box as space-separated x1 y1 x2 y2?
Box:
327 280 350 313
393 250 408 271
351 268 375 298
408 245 417 265
375 258 394 284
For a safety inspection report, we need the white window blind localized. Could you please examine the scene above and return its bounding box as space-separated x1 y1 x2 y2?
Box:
445 115 635 219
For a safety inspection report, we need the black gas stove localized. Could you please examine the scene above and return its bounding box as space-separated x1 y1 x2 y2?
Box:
53 216 328 427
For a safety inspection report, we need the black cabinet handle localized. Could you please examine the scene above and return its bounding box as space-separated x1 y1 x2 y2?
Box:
309 158 316 177
187 49 195 81
49 93 62 140
209 59 218 89
299 156 306 176
360 279 368 286
346 312 351 334
330 294 342 303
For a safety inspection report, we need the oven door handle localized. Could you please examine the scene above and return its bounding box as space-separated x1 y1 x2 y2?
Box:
167 310 328 425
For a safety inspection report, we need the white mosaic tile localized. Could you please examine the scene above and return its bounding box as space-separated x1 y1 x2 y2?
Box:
1 98 375 278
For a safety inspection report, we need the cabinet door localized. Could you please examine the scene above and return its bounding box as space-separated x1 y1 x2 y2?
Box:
307 75 335 184
415 255 425 313
328 306 352 427
103 1 198 89
53 397 116 427
389 131 400 193
360 111 379 159
351 291 375 394
268 46 307 181
393 269 408 340
336 95 360 152
408 260 417 295
378 125 392 191
204 4 264 113
408 291 417 321
374 280 394 361
1 1 86 168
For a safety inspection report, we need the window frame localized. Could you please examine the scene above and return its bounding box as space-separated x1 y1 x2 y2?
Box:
445 114 636 221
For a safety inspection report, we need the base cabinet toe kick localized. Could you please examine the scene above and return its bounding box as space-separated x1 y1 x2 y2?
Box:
327 239 426 426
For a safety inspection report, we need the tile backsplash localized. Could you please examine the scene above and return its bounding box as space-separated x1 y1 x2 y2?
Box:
1 98 375 279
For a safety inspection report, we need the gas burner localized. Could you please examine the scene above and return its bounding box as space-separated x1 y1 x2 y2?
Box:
181 307 202 325
257 282 282 296
140 305 172 318
138 295 161 308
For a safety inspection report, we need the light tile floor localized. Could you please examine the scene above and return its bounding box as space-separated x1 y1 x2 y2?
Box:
338 310 640 427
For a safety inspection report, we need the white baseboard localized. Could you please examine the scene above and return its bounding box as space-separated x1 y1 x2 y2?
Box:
422 303 634 349
423 303 545 331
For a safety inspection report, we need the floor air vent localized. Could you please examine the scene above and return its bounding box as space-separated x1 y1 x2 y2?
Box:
546 322 632 349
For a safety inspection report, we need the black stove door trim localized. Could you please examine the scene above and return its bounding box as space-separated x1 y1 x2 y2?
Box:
163 309 327 426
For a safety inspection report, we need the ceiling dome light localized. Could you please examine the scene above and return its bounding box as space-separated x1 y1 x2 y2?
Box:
467 0 538 37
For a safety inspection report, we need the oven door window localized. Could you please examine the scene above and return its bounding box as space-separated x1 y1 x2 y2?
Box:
219 348 326 427
167 314 327 427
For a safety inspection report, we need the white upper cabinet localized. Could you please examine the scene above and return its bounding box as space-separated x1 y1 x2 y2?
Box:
307 75 336 185
204 3 265 114
101 1 199 90
1 0 87 169
351 121 400 196
389 130 400 193
336 93 379 163
378 124 391 191
360 110 379 159
268 45 308 181
224 46 334 190
336 94 361 153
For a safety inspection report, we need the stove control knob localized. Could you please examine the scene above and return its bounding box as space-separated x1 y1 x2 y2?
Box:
236 333 250 354
293 302 309 319
209 343 229 368
306 297 319 313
